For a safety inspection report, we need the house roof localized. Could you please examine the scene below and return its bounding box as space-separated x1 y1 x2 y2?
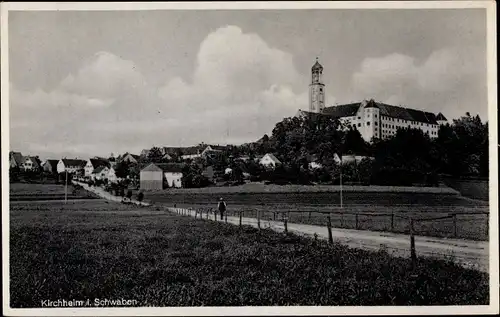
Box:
122 152 140 160
322 103 361 117
44 159 59 171
92 166 108 174
10 152 24 166
206 144 226 151
89 158 110 168
321 100 440 124
436 112 448 121
62 159 87 168
141 163 184 173
263 153 281 164
24 156 41 169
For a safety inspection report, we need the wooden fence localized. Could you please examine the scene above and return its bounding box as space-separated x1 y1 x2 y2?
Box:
170 206 488 269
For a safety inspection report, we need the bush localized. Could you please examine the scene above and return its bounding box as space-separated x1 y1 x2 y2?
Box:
137 192 144 202
126 190 133 199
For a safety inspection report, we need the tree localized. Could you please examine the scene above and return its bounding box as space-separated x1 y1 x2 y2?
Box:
114 161 130 179
147 147 163 163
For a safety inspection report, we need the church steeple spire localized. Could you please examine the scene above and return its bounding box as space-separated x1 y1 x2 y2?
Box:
309 57 325 113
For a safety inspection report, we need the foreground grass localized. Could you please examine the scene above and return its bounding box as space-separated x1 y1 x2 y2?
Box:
10 201 489 307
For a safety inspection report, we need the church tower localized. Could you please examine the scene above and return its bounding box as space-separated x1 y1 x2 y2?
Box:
309 57 325 113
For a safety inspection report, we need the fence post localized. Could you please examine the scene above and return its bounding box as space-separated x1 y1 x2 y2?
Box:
453 213 457 238
284 212 288 235
308 211 312 221
327 213 333 244
273 212 276 221
485 216 489 238
257 209 261 230
340 213 344 228
225 210 227 223
239 210 242 228
410 218 417 269
391 213 395 231
355 214 359 230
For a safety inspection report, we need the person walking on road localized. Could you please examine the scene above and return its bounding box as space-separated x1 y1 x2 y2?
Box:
218 197 227 221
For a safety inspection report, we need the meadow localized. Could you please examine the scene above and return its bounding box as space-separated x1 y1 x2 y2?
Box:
10 200 489 307
9 183 99 201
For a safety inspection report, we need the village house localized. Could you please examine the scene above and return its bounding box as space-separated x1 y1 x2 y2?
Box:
42 159 59 174
84 158 110 177
120 152 140 164
91 166 110 181
56 159 87 174
20 156 42 172
259 153 282 168
107 167 118 183
140 163 184 190
9 151 24 169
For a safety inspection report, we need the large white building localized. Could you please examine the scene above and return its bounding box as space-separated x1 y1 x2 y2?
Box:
297 59 448 142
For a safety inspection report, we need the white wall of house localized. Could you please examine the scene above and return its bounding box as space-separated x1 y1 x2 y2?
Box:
108 168 117 183
260 154 279 168
164 172 182 188
21 157 36 171
56 160 66 173
92 167 110 181
84 161 95 177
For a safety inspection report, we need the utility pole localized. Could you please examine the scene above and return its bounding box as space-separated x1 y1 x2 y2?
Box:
340 158 343 209
65 170 68 204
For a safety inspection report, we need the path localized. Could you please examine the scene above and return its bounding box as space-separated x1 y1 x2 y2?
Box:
72 181 151 206
169 207 489 273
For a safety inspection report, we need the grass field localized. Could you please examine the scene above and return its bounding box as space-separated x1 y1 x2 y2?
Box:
10 200 489 307
9 183 98 201
141 191 487 207
146 182 460 194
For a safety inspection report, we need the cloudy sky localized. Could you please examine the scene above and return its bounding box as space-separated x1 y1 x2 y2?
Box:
8 8 488 160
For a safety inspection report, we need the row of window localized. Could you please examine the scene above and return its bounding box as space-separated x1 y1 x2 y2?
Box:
382 116 437 128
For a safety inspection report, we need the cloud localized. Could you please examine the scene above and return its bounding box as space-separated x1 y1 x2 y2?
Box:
10 26 308 159
351 47 486 119
157 25 308 144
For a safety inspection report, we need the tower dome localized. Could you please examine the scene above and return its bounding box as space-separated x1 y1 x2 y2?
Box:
311 57 323 72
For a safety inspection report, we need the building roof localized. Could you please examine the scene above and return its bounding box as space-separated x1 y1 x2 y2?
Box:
10 152 24 166
322 103 361 117
92 166 108 174
262 153 281 164
364 99 379 109
24 156 42 169
206 144 227 151
62 159 87 168
141 163 184 173
122 152 140 160
44 159 59 171
436 112 448 121
322 100 441 125
89 158 110 168
311 58 323 71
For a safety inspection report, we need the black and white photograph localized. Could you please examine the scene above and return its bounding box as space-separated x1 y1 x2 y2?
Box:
1 1 498 316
